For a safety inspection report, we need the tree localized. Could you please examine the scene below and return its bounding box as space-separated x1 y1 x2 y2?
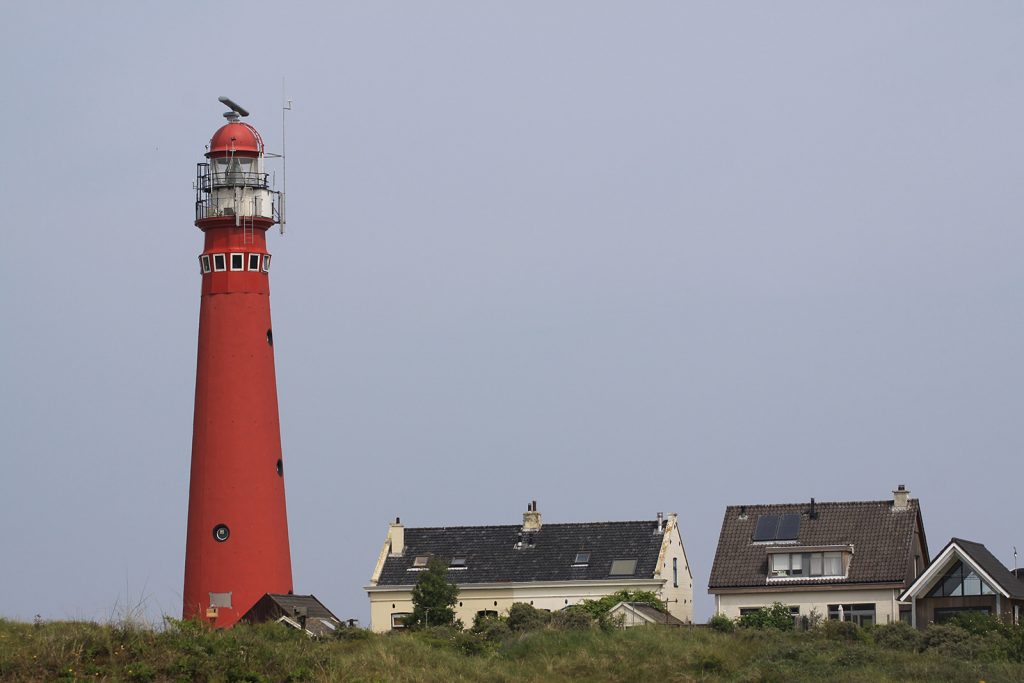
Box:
405 558 459 629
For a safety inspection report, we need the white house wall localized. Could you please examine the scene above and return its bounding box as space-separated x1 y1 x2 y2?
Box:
715 587 906 624
368 579 665 633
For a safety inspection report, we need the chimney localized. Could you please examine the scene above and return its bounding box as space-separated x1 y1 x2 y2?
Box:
892 485 910 511
522 500 542 532
389 517 405 556
656 512 664 533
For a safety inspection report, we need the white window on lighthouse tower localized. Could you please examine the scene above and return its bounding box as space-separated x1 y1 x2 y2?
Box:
230 253 244 271
213 254 227 272
248 253 261 271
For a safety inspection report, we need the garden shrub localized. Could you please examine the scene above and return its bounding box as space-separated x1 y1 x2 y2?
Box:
872 621 923 651
707 614 734 633
736 603 794 631
550 606 594 631
506 603 550 632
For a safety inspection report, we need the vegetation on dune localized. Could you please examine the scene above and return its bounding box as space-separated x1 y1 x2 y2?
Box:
3 610 1024 682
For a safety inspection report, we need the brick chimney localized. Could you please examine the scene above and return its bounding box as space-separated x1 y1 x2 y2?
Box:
389 517 405 556
892 485 910 511
522 500 542 532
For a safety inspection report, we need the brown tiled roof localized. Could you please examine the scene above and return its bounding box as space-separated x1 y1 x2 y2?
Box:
708 499 925 590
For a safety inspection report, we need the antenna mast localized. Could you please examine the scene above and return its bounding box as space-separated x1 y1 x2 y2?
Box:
280 79 292 235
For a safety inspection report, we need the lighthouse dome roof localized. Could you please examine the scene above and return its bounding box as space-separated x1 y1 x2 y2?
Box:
208 121 264 157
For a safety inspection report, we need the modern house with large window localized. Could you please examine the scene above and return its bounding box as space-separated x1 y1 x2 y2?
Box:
899 538 1024 627
708 486 928 626
365 502 693 632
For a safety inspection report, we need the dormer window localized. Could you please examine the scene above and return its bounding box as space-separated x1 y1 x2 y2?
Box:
573 552 591 566
769 550 844 578
609 559 637 576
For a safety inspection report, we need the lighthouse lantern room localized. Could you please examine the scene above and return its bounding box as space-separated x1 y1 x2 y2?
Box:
183 97 293 627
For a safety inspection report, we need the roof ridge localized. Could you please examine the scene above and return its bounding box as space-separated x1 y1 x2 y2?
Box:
724 499 914 509
405 520 659 531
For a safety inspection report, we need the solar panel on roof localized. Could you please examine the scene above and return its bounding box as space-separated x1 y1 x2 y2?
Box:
753 515 780 541
776 513 801 540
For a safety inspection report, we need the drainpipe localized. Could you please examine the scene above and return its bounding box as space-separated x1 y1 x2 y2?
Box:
911 596 917 629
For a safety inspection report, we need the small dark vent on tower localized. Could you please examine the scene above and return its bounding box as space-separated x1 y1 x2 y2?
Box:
267 329 273 346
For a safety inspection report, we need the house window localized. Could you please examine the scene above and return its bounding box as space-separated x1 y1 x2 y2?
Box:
475 610 498 621
935 606 991 623
609 559 637 576
391 613 411 629
770 551 844 577
673 557 679 588
200 255 211 274
213 254 226 272
828 603 876 627
450 556 467 568
573 552 590 565
927 560 996 598
230 253 244 271
248 253 261 271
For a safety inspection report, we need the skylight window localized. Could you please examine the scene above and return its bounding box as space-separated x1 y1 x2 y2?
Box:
450 556 467 568
573 552 591 565
412 556 429 568
609 559 637 576
753 514 801 542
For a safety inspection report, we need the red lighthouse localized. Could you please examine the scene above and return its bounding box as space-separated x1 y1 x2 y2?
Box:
183 98 292 627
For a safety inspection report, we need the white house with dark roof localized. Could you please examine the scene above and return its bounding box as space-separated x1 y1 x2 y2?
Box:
899 538 1024 627
708 486 928 626
365 502 693 632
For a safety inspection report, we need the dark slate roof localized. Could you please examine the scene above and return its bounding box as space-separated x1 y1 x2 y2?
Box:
947 538 1024 599
709 499 924 590
376 521 666 586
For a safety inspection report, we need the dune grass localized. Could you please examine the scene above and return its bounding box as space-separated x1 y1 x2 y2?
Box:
2 617 1023 682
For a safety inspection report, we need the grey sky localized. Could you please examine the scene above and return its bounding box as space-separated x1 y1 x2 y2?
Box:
1 1 1021 625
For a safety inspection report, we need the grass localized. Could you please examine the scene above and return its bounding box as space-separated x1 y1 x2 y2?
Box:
2 618 1024 682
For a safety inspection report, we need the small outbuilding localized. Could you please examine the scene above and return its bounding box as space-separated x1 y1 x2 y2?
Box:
607 601 686 628
239 594 343 638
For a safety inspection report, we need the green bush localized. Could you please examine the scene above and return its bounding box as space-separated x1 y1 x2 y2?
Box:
872 621 923 651
817 619 861 642
506 603 551 632
736 603 794 631
707 614 735 633
550 606 595 631
471 614 511 642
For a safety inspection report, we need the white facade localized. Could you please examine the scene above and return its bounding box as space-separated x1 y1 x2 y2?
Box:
714 586 907 625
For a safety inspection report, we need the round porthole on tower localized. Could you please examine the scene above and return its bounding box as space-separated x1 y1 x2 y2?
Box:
212 524 230 542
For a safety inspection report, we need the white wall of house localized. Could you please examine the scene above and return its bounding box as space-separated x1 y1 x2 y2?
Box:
654 515 694 623
714 587 906 624
368 579 667 633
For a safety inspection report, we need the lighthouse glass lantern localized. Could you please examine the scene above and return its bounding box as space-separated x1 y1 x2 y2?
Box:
183 98 293 628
